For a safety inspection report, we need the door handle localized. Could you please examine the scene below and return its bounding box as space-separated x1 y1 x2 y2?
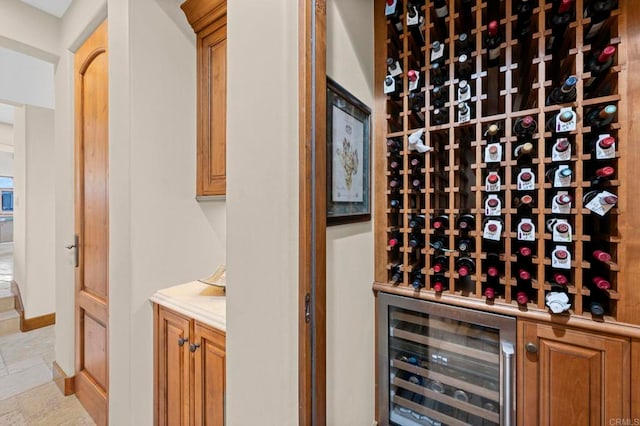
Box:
66 235 79 268
190 343 201 353
501 341 515 426
178 337 189 347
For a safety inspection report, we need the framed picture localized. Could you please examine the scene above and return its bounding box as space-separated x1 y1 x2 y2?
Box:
326 78 371 225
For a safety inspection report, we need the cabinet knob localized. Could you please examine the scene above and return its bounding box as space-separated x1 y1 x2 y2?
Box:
525 342 538 353
190 343 201 353
178 337 189 347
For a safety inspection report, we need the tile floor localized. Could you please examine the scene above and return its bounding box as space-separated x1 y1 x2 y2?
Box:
0 242 95 425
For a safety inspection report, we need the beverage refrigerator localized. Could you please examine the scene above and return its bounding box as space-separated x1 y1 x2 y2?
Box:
377 293 516 426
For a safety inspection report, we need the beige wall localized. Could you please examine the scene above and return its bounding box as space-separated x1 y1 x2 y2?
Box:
12 106 25 290
225 0 299 424
0 0 59 62
326 1 376 424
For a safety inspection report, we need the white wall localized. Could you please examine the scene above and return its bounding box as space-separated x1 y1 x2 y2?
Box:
326 1 376 424
0 47 55 109
11 105 54 318
0 0 59 63
225 0 299 424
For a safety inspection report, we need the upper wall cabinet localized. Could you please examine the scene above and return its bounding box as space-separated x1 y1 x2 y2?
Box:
181 0 227 197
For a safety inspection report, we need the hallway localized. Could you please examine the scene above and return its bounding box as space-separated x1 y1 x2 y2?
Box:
0 242 95 425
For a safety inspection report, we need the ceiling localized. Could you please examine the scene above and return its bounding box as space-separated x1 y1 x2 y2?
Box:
0 104 15 125
20 0 72 18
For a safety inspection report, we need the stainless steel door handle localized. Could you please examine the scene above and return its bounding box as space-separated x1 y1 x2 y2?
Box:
501 341 515 426
66 235 79 267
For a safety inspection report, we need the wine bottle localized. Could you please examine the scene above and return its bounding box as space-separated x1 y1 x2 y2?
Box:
431 85 447 108
432 214 449 231
389 177 402 190
485 253 501 282
384 75 403 98
430 40 447 66
589 165 615 186
584 45 616 89
432 107 448 125
458 101 472 123
547 0 575 53
431 235 449 252
592 249 617 269
456 237 474 254
515 0 534 41
546 165 573 186
456 257 475 277
513 115 537 139
409 156 424 173
432 254 448 273
457 80 471 102
546 75 578 105
408 232 425 248
407 1 425 43
411 269 425 289
592 135 615 159
457 53 473 80
457 32 472 56
430 62 446 86
584 0 618 41
432 274 448 293
459 0 474 29
434 0 449 19
585 104 616 130
485 20 501 68
545 110 576 133
457 213 475 232
385 0 404 33
550 137 571 161
387 139 402 154
585 286 609 316
407 69 421 92
409 214 425 231
390 198 402 209
513 142 534 162
514 194 534 211
410 176 424 190
552 272 569 286
390 263 403 283
408 92 425 125
389 233 402 249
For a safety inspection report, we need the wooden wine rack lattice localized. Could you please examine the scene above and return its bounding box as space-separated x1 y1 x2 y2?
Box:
373 0 633 324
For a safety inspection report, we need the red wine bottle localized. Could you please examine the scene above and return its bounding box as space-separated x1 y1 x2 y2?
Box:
432 254 448 273
432 274 448 293
584 45 616 89
513 115 537 139
485 20 501 68
388 232 403 248
457 213 475 232
584 0 618 42
547 0 575 53
387 139 402 154
546 75 578 105
456 257 475 277
432 214 449 231
552 272 569 286
589 165 615 186
585 104 616 130
591 275 611 290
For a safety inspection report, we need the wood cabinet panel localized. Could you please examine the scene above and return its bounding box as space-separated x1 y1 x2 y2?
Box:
519 320 630 426
156 306 191 426
154 305 226 425
182 0 227 197
194 322 225 426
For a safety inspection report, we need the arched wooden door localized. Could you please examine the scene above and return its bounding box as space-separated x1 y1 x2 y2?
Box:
74 19 109 426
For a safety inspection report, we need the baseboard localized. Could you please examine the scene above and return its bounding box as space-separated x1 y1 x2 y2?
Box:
11 280 56 332
53 361 75 396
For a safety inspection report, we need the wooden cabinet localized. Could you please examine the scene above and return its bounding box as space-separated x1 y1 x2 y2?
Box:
518 320 630 426
154 304 226 425
181 0 227 196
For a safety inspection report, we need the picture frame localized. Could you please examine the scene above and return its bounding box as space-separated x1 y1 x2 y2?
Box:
326 78 372 225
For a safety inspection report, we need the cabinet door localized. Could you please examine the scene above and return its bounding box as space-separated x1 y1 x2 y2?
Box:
197 19 227 196
156 306 192 426
519 320 630 426
194 321 226 426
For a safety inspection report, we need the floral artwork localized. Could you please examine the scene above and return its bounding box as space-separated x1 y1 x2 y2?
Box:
332 105 364 202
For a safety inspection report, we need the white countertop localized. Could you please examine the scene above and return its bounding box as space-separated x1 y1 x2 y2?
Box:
150 281 226 332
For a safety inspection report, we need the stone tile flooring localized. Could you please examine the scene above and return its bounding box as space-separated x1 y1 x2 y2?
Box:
0 242 95 425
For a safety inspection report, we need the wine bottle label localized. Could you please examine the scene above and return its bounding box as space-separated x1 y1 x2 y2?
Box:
553 107 577 133
517 168 535 191
431 42 445 63
489 46 500 60
585 190 617 216
407 6 420 25
385 0 398 16
486 172 500 192
457 83 471 102
595 134 616 159
552 245 571 269
517 219 535 241
483 219 502 241
554 165 572 188
484 143 502 163
383 76 396 94
408 72 420 91
458 103 471 123
545 291 571 313
388 61 402 77
485 195 501 216
436 4 448 18
552 142 571 162
552 191 572 214
552 219 572 243
408 129 431 153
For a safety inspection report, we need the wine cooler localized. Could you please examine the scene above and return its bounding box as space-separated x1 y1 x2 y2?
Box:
378 293 516 426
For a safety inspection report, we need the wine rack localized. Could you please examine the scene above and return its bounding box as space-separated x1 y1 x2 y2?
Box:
373 0 640 326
